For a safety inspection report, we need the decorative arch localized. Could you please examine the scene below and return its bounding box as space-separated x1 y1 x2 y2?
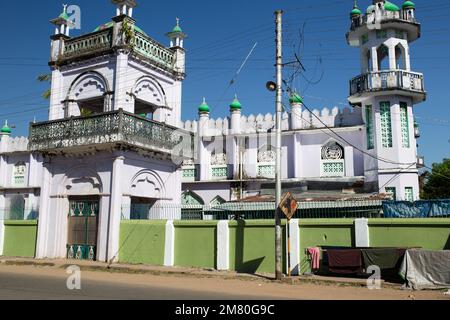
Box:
395 42 407 70
210 196 226 207
130 169 166 199
181 191 204 206
376 44 389 70
129 76 167 108
67 71 110 101
59 165 103 196
321 140 345 160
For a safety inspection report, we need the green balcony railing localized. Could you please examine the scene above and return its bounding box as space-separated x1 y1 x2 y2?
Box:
28 110 192 155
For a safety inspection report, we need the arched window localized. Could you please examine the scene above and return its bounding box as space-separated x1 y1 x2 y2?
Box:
210 196 226 207
377 44 389 71
257 145 276 179
210 152 228 180
12 162 26 186
395 43 407 70
321 141 345 177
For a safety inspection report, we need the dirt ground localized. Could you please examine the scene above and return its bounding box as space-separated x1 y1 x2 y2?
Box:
0 264 448 300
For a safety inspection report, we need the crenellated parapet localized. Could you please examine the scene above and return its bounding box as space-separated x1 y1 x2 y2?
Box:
181 106 363 135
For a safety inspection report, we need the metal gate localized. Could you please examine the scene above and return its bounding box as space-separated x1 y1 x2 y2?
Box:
67 199 99 261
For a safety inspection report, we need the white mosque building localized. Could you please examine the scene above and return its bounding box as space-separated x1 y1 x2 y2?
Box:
0 0 425 261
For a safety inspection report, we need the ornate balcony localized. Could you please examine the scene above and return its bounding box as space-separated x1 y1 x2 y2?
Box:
349 70 426 104
347 11 420 45
28 110 192 157
58 29 178 74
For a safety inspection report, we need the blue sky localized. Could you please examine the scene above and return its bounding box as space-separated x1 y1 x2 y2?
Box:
0 0 448 165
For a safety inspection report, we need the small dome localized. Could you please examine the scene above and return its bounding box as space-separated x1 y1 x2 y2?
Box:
230 96 242 110
289 93 303 105
402 1 415 9
198 98 210 113
350 2 362 16
366 4 375 13
385 1 400 11
94 22 148 36
172 25 183 33
1 122 11 134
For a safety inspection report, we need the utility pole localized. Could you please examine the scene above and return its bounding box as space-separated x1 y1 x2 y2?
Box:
274 9 283 281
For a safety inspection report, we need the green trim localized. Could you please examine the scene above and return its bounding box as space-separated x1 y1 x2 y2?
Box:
94 22 147 36
1 124 11 134
368 218 450 226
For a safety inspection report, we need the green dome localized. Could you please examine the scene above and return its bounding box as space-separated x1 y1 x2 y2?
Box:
230 96 242 110
385 1 400 11
351 7 362 16
1 122 11 134
289 93 303 105
402 1 415 9
172 25 183 33
198 98 210 113
94 22 147 36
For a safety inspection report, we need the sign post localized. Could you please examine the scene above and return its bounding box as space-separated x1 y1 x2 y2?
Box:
279 192 298 277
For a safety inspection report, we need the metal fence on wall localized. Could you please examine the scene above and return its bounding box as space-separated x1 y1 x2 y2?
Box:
121 200 386 221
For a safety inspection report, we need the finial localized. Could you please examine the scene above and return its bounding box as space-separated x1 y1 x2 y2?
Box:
176 17 180 27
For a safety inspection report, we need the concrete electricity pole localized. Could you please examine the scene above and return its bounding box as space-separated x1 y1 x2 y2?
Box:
274 9 283 281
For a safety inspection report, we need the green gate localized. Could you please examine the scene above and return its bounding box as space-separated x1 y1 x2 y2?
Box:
67 199 99 261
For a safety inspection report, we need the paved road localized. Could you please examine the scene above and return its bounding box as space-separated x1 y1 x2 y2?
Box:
0 264 448 300
0 267 264 300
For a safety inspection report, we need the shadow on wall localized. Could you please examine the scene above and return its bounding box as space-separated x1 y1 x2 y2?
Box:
234 221 265 274
445 235 450 250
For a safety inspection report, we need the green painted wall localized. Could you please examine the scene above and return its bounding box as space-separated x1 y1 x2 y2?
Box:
298 219 355 274
174 221 217 269
229 220 286 274
368 219 450 250
2 220 38 258
119 221 166 265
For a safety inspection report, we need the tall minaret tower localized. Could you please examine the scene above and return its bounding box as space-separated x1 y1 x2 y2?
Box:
347 1 426 201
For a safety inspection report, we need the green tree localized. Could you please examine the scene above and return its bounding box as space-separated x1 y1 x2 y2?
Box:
421 159 450 199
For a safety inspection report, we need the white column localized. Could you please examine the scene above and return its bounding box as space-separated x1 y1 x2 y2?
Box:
290 104 302 130
0 154 8 187
49 68 64 121
35 164 52 259
97 195 111 262
287 219 300 276
345 146 355 177
388 44 396 70
217 221 230 271
164 220 175 267
371 47 379 72
113 52 132 112
106 156 124 263
355 218 370 247
230 110 241 134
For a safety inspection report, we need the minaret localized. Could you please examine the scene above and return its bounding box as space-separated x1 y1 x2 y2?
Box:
50 4 74 37
229 95 242 134
347 0 425 201
197 98 210 181
0 121 11 153
289 92 303 130
166 18 187 78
